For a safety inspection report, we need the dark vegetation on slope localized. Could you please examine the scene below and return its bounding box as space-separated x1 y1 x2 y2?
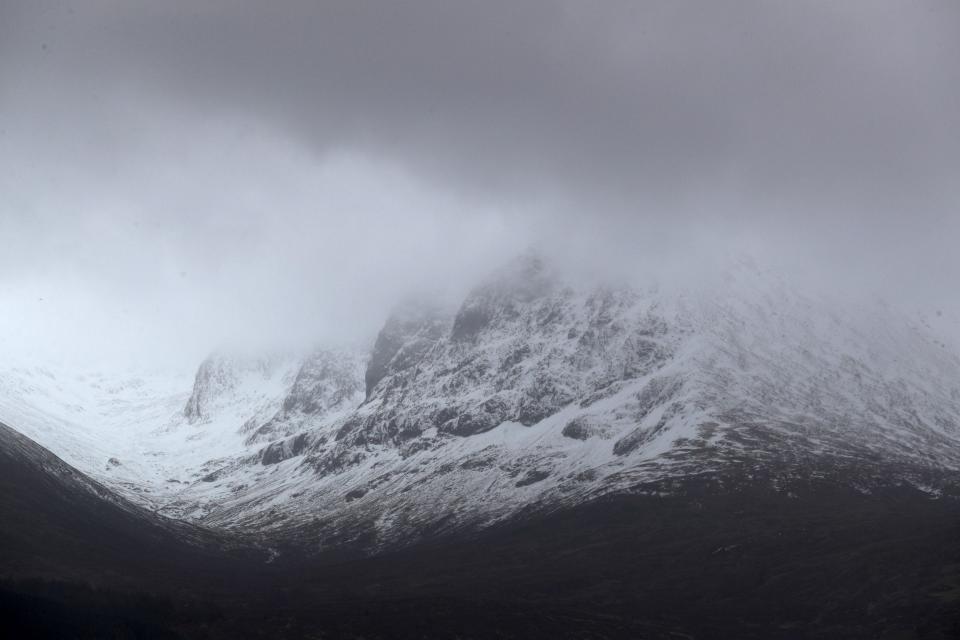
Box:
1 421 959 639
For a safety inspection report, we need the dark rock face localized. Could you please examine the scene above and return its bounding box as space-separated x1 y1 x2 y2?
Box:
514 469 551 487
445 397 507 437
183 356 225 423
365 299 449 398
344 487 367 502
248 349 364 444
450 305 491 342
283 351 362 415
613 402 683 456
261 433 313 465
450 253 555 344
561 416 613 440
632 375 683 419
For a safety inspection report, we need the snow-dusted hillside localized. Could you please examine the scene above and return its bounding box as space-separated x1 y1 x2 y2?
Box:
0 362 193 505
3 254 959 549
144 255 960 548
0 348 364 509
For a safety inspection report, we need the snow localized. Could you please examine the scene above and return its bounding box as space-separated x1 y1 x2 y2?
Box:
0 352 306 507
1 256 958 548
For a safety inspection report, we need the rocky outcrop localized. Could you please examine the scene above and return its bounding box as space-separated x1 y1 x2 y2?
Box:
184 352 298 425
365 298 449 399
246 349 365 444
260 432 314 465
318 254 679 460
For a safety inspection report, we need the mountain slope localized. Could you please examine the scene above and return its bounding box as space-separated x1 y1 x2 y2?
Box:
2 255 958 546
3 254 960 638
0 419 237 583
0 348 364 514
5 418 959 639
148 256 960 548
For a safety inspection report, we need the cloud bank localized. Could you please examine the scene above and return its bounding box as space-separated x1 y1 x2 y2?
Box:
2 1 958 365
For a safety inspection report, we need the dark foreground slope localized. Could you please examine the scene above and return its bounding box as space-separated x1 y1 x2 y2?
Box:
2 421 959 639
0 420 269 638
226 471 960 640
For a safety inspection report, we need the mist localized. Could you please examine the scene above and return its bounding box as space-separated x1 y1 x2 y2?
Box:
2 0 958 368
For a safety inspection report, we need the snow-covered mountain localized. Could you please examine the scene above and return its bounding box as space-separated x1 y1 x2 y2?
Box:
3 254 959 551
0 348 362 510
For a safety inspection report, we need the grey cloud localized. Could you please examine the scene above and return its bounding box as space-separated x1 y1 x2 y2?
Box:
1 1 958 363
6 2 957 204
24 1 955 213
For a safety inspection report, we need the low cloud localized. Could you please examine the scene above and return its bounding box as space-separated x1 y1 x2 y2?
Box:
2 1 958 365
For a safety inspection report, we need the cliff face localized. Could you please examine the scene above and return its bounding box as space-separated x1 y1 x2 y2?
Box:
364 297 449 400
183 352 300 428
246 348 365 445
332 255 681 451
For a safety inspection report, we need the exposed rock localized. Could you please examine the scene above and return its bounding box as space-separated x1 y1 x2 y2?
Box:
344 487 367 502
246 349 364 444
515 469 551 487
183 351 299 426
561 416 614 440
365 297 448 398
613 402 684 456
319 253 681 465
261 432 313 465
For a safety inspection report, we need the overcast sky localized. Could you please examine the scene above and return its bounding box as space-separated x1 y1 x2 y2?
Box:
1 1 958 367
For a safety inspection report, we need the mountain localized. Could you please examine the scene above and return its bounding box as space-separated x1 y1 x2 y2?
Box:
3 254 960 637
0 348 364 516
4 255 959 542
135 254 960 548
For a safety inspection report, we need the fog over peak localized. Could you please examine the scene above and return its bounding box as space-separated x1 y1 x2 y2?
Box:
1 1 958 367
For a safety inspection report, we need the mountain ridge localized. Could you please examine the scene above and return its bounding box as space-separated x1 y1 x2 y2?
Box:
153 255 960 548
2 255 959 549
